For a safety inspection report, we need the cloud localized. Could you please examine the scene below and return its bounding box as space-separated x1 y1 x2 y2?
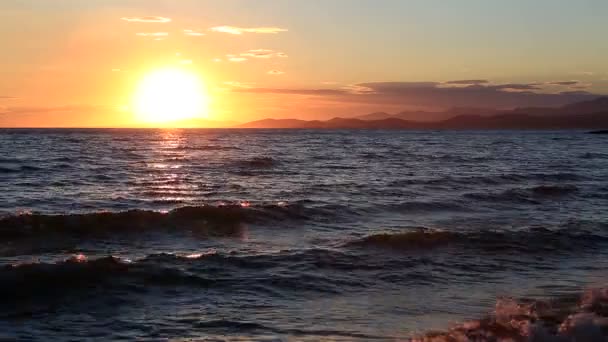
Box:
223 81 255 88
548 81 580 86
445 79 489 85
183 29 205 36
209 26 287 34
0 96 17 99
572 71 595 76
121 16 171 23
545 80 592 90
239 49 288 59
546 80 592 88
135 32 168 37
234 80 600 109
490 83 542 92
0 105 106 115
232 88 348 96
180 60 193 65
226 55 247 62
267 70 285 75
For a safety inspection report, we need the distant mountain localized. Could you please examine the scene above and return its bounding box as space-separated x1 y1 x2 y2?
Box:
355 97 608 122
236 118 321 129
355 112 393 121
238 97 608 129
356 108 503 122
558 96 608 114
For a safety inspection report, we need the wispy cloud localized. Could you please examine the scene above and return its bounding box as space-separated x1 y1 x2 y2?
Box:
226 55 247 62
267 70 285 75
571 71 595 76
233 80 600 109
183 29 205 36
445 79 489 85
223 81 255 88
240 49 287 59
121 16 171 23
209 26 287 35
135 32 168 37
0 96 17 99
233 88 348 96
0 105 107 115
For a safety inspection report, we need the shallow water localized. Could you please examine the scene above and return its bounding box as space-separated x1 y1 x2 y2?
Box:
1 129 608 340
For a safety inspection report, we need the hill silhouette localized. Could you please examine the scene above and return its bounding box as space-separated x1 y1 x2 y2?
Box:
238 97 608 129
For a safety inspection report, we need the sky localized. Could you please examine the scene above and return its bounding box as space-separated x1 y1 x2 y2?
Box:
0 0 607 127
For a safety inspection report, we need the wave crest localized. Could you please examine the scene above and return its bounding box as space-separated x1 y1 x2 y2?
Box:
0 203 305 239
413 287 608 341
349 227 608 253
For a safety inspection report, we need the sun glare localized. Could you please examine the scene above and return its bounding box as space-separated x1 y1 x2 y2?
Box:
133 68 208 124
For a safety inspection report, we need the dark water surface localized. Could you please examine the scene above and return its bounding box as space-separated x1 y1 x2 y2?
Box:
1 129 608 341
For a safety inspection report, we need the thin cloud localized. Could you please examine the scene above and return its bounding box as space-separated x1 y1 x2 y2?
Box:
209 26 287 35
0 105 107 115
183 29 205 36
226 55 247 62
548 81 580 86
223 81 255 88
135 32 168 37
0 96 17 99
572 71 595 76
445 79 489 85
233 88 348 96
267 70 285 75
240 49 288 59
121 16 171 23
235 81 599 109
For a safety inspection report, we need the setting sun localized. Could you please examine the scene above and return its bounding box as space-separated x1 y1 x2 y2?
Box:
133 68 208 124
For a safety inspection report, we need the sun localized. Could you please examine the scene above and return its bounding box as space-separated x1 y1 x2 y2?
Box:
133 68 209 124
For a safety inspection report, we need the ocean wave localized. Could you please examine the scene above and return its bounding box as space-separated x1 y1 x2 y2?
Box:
0 203 307 239
0 255 215 303
387 201 467 212
0 249 368 303
531 185 579 196
389 172 586 188
234 156 277 168
348 227 608 253
412 287 608 341
580 152 608 159
174 145 241 151
0 165 43 173
464 185 579 204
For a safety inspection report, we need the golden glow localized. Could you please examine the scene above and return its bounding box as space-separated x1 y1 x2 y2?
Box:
133 68 209 124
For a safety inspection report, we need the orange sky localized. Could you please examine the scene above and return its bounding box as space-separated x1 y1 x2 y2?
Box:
1 0 607 127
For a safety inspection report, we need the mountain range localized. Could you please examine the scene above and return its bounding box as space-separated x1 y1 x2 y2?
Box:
237 97 608 129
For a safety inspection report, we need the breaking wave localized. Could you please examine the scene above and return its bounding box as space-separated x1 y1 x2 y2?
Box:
348 227 608 253
0 248 373 304
0 203 308 239
413 287 608 341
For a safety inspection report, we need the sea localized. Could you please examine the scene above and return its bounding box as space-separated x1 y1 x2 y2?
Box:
0 129 607 341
